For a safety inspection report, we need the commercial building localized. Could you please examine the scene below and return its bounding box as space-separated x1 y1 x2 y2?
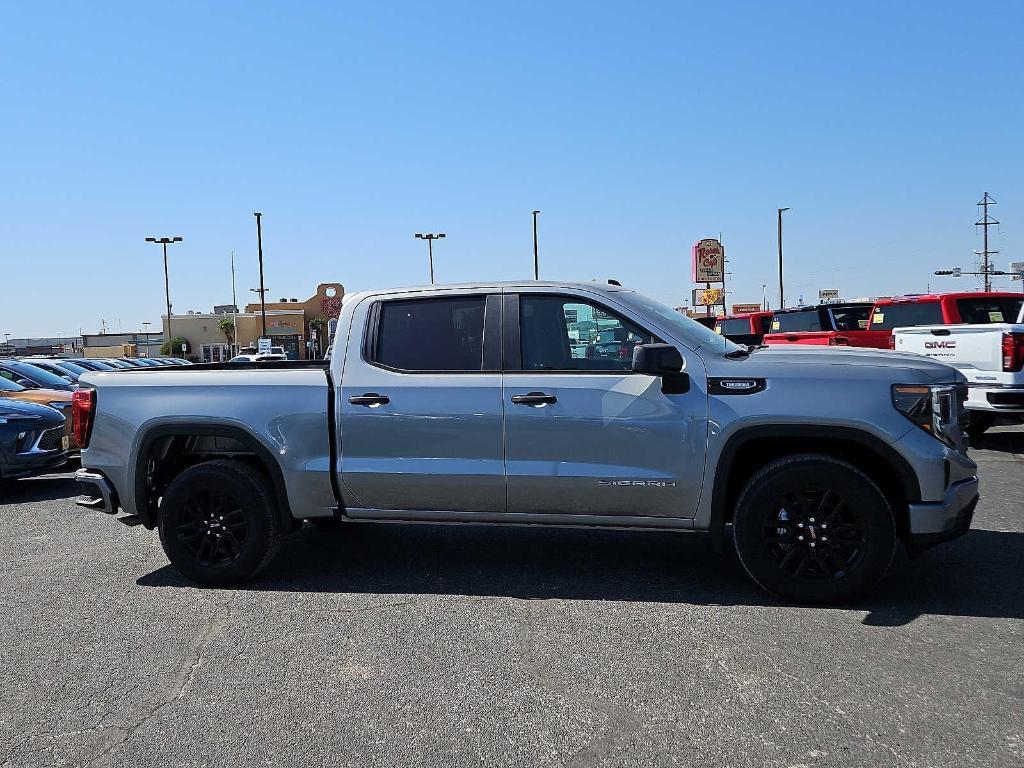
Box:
162 282 344 362
82 332 164 359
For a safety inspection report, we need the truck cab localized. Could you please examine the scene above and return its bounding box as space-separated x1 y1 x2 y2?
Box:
868 292 1024 348
714 311 774 347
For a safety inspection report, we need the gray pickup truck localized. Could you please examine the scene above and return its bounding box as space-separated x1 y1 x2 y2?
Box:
75 281 979 603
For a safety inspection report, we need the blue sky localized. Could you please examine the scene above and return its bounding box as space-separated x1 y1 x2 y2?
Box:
2 1 1022 337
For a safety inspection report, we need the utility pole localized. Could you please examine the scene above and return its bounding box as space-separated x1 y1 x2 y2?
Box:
777 208 790 309
253 212 268 337
142 321 151 357
414 233 446 284
231 251 239 355
976 193 999 292
532 210 541 279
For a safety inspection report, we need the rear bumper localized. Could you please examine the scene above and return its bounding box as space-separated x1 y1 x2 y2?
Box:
966 385 1024 413
906 477 978 550
75 468 119 514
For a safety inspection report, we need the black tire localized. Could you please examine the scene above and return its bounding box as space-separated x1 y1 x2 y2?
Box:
732 454 896 604
966 413 994 440
157 459 282 587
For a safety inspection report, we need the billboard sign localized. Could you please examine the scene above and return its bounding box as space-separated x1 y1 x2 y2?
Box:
731 303 763 315
819 289 840 302
1009 262 1024 275
692 287 724 307
692 238 725 283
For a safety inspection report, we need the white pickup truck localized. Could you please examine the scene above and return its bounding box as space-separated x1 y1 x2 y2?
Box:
893 297 1024 436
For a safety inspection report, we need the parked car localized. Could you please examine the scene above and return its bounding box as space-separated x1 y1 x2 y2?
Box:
893 300 1024 437
714 311 775 347
71 359 119 371
0 377 76 449
0 399 69 480
762 303 884 347
0 360 77 391
76 280 976 604
869 292 1024 348
21 358 86 383
228 354 288 363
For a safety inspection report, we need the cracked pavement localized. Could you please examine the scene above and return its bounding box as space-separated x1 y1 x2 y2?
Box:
1 426 1022 767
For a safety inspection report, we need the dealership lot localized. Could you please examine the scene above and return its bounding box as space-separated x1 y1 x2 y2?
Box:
1 429 1021 768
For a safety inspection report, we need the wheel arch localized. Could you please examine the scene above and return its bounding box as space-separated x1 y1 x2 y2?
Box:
709 425 921 551
133 421 292 531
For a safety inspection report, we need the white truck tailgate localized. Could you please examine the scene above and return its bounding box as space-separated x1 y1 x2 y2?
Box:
893 325 1005 376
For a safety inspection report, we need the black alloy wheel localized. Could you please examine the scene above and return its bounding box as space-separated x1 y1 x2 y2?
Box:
175 487 250 567
733 454 896 604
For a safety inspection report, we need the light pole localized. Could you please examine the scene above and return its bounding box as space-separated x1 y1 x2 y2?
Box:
777 208 790 309
414 233 446 284
532 210 541 280
253 212 268 338
145 236 183 349
142 321 151 357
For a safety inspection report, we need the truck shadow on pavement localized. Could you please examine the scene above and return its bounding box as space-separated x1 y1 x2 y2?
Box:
971 430 1024 454
138 521 1024 627
0 476 80 504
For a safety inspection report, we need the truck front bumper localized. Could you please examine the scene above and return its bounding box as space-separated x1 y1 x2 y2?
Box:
906 476 978 550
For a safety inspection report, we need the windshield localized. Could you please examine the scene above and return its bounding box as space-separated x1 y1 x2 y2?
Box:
829 305 871 331
7 361 73 388
616 291 742 354
0 376 26 392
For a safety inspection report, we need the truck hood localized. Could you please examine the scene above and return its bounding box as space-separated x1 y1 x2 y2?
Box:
703 345 963 384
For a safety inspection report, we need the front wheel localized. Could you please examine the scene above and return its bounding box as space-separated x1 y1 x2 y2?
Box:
732 455 896 604
157 459 282 587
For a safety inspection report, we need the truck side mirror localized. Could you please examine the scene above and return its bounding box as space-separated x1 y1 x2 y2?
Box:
631 343 684 375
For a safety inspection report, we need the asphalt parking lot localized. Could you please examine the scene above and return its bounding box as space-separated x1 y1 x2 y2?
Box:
1 429 1022 768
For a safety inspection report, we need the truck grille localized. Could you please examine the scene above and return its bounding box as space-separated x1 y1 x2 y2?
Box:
37 426 65 452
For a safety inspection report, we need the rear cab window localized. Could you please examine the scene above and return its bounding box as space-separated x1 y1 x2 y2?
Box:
770 310 821 333
956 297 1024 324
870 301 943 330
718 318 754 336
827 305 871 332
369 296 487 371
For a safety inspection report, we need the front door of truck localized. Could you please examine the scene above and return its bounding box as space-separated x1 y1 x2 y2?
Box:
337 292 505 513
502 291 707 518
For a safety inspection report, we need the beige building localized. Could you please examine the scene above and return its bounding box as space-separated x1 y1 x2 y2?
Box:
162 282 344 362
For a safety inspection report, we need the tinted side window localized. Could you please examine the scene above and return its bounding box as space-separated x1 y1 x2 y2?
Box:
771 310 820 333
373 297 486 371
719 318 753 336
956 297 1024 324
871 302 943 330
520 295 656 371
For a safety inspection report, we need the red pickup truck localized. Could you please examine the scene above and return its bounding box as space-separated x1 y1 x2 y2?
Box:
867 292 1024 347
762 303 887 347
714 310 774 346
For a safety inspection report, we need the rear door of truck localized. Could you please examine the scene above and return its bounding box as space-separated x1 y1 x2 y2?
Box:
336 290 506 514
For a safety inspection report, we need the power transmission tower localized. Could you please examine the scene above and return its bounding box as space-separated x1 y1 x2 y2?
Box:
975 192 999 292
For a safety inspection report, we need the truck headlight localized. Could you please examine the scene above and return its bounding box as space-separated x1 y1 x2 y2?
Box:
892 384 961 449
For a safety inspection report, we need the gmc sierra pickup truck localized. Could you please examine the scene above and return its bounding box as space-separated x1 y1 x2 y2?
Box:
74 281 979 603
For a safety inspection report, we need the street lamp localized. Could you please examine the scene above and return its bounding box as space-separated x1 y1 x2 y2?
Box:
253 212 268 338
532 210 541 280
414 233 446 284
145 236 183 349
777 208 790 309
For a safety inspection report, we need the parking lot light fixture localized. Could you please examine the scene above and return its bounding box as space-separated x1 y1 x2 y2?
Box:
414 233 446 284
145 236 183 349
777 208 790 310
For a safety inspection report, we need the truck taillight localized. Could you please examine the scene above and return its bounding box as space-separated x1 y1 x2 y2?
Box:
71 389 96 448
887 334 895 350
1003 333 1024 372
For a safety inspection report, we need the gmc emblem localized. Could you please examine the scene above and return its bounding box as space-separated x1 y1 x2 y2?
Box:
924 340 957 349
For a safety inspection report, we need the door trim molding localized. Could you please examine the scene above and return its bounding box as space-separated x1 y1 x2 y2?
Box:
343 507 696 530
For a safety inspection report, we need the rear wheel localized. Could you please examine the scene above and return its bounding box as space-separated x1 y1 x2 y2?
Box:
732 455 896 604
157 460 282 587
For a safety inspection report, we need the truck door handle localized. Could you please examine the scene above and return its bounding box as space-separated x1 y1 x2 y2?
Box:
348 392 390 407
511 392 557 406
